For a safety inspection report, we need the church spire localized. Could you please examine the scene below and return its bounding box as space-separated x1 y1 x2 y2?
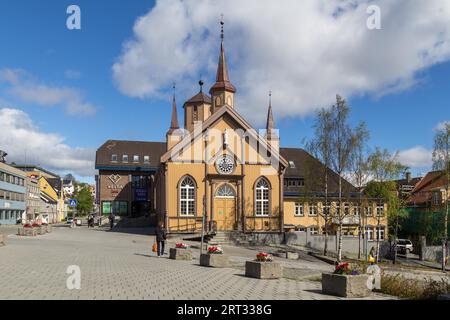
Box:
168 83 179 133
210 17 236 111
265 91 277 140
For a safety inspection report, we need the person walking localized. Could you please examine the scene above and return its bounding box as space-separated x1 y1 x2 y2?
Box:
155 221 167 257
108 213 115 230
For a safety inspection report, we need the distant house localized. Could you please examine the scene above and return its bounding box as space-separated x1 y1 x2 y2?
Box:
407 170 449 212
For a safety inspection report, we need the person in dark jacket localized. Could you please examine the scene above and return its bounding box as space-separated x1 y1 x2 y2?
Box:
155 221 167 257
108 213 115 230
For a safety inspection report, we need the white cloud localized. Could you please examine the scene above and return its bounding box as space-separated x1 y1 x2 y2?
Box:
113 0 450 124
0 69 95 116
0 108 95 177
397 146 432 169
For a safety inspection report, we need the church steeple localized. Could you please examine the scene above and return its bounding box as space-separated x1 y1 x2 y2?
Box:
265 92 279 151
167 84 179 134
166 84 182 150
210 18 236 112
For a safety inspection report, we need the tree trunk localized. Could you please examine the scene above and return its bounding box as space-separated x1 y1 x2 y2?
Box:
337 173 343 263
324 171 329 256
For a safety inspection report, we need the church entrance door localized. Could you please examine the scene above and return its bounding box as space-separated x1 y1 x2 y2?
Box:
214 184 236 231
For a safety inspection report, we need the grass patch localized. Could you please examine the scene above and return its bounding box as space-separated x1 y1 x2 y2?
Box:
380 273 450 300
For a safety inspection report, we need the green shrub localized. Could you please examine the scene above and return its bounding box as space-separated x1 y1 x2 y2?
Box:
381 273 450 300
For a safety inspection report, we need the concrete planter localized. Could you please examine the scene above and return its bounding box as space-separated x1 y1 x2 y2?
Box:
35 226 45 235
18 227 37 237
200 254 230 268
245 261 282 279
46 225 52 233
169 248 193 260
322 273 371 298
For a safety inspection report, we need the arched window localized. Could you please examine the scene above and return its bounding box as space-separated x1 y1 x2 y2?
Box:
255 178 270 216
179 176 196 216
215 184 236 198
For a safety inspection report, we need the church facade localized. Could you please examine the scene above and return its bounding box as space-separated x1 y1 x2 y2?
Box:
95 27 388 240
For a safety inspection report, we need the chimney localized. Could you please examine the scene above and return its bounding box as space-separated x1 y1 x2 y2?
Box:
0 150 7 163
405 172 412 183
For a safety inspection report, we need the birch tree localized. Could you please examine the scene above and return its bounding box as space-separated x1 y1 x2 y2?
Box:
305 108 333 256
329 95 364 263
432 122 450 270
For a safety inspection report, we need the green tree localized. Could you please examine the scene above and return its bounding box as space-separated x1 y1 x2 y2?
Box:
328 95 366 263
305 107 333 256
73 185 94 216
432 122 450 270
365 148 407 262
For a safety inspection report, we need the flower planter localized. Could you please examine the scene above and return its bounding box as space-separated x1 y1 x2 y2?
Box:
200 254 230 268
18 227 37 237
245 261 282 279
169 248 193 260
321 273 371 298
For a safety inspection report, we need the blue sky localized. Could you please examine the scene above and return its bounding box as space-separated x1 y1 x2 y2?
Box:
0 0 449 182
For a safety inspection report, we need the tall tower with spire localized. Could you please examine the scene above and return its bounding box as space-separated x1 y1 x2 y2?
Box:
166 84 183 150
265 91 279 152
210 18 236 113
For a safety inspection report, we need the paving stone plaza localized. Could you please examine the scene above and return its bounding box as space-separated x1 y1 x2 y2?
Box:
0 226 395 300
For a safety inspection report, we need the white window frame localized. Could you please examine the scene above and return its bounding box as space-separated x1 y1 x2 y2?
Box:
310 227 319 235
133 155 140 163
376 205 384 217
309 204 317 217
122 155 128 163
294 203 304 217
376 226 385 240
111 154 118 162
179 177 196 217
255 178 270 216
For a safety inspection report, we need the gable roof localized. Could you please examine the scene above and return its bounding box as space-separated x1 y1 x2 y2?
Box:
407 170 449 205
160 105 288 169
95 140 166 170
280 147 355 194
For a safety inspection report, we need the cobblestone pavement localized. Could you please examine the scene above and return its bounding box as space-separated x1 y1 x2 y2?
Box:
0 227 395 300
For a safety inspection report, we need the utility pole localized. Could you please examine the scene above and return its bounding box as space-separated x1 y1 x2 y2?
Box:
200 195 206 255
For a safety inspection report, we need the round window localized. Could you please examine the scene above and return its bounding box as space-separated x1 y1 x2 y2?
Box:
215 155 235 175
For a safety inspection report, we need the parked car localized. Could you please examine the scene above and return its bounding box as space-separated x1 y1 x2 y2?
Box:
66 217 74 224
395 239 414 254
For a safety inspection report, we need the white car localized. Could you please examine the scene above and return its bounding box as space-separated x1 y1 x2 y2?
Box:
396 239 414 254
66 217 74 224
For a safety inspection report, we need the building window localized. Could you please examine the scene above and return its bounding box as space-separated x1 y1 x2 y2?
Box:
179 176 196 216
102 202 111 215
144 155 150 163
310 227 319 235
433 192 440 205
344 203 350 215
255 178 270 216
376 205 384 217
376 226 385 240
122 155 129 163
295 203 304 216
133 155 140 163
0 173 3 182
365 227 374 240
309 204 317 216
111 154 118 162
323 203 331 216
289 161 296 169
365 206 373 216
354 205 360 216
193 106 198 122
215 184 236 198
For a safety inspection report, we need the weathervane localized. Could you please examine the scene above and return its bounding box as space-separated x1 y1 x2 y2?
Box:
220 14 224 40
